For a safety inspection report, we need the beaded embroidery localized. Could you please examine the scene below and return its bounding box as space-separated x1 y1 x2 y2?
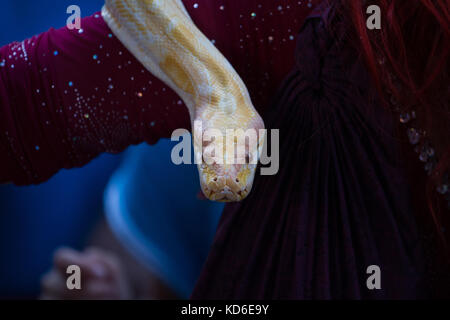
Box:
377 57 449 209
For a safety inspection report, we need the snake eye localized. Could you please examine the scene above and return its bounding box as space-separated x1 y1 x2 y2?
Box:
236 178 240 183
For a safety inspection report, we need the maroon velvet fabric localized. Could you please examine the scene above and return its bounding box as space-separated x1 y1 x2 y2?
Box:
0 1 314 185
191 3 450 299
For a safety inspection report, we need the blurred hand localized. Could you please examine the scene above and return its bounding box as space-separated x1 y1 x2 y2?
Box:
40 247 132 300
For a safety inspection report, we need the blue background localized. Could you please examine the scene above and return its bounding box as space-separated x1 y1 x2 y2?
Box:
0 0 116 299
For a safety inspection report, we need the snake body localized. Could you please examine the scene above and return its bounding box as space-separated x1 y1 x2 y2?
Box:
102 0 264 202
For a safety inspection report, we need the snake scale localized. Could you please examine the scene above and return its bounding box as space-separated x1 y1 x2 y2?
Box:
102 0 265 202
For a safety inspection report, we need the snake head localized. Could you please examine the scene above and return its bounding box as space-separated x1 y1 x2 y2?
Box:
193 117 265 202
198 162 257 202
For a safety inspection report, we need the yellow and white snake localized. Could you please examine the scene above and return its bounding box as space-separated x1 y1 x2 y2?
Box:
102 0 265 202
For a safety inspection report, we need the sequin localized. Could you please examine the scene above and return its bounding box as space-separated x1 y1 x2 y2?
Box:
437 184 449 195
419 152 428 162
407 128 420 145
399 112 411 124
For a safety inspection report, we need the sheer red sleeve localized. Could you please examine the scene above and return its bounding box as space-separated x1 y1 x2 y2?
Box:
0 13 190 185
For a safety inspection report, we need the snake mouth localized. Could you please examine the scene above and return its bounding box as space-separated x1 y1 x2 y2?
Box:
204 185 249 202
199 164 255 202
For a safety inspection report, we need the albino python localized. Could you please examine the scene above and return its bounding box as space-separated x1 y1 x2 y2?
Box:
102 0 265 202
